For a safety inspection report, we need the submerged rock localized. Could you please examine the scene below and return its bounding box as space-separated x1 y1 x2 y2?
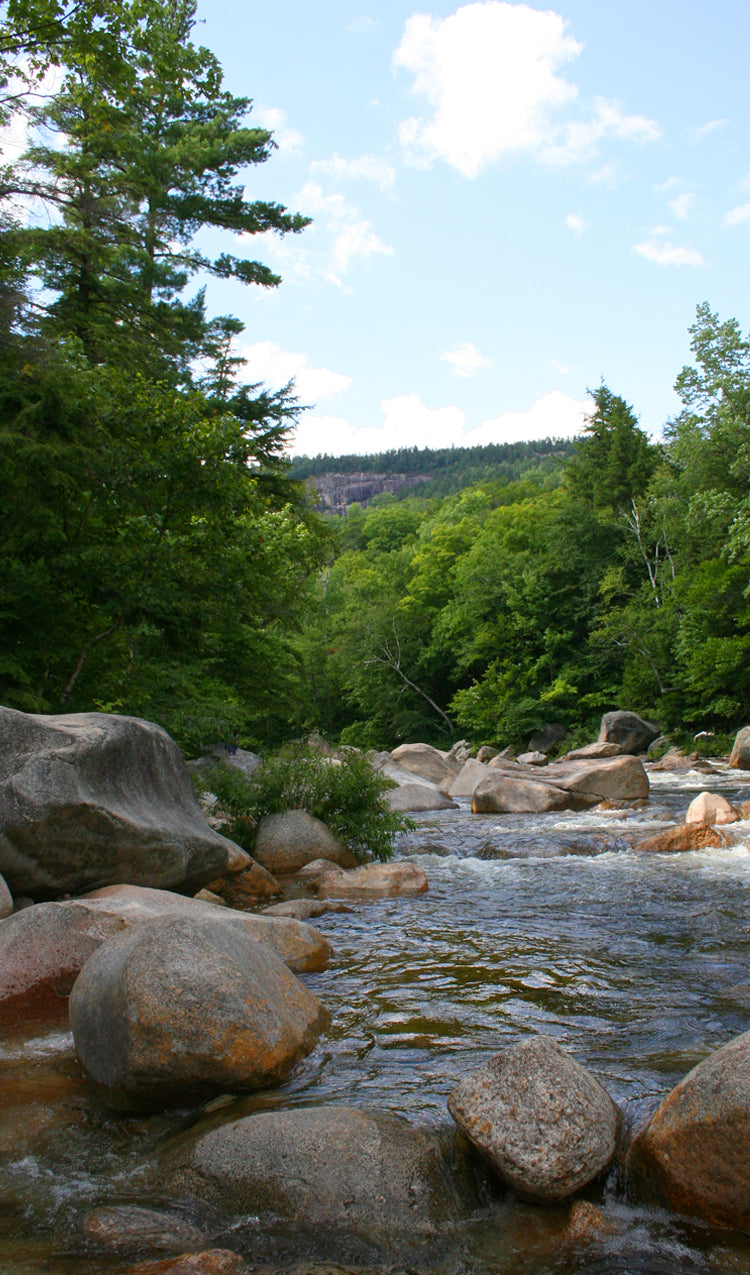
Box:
634 824 724 854
69 914 329 1112
83 1205 204 1253
128 1252 249 1275
0 706 247 899
447 1035 620 1202
630 1029 750 1232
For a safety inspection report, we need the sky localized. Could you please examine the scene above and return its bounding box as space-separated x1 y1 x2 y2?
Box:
29 1 750 458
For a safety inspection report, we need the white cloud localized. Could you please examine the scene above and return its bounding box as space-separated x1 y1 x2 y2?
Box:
668 192 695 220
551 359 571 375
288 390 587 456
311 153 396 193
725 203 750 227
252 106 304 155
633 233 705 267
241 341 352 403
688 118 729 143
441 341 493 377
392 2 660 177
565 212 589 234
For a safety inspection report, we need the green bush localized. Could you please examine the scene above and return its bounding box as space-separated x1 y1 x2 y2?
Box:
195 746 412 862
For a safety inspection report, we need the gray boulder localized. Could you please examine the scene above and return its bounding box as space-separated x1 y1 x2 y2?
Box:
472 774 570 814
516 751 548 766
385 780 458 812
562 742 623 761
630 1029 750 1232
253 810 357 875
597 711 659 755
159 1106 488 1236
730 726 750 770
449 758 490 797
543 755 650 803
297 859 428 899
69 915 329 1112
528 723 566 753
0 707 247 899
390 743 460 785
448 1035 620 1202
476 746 498 763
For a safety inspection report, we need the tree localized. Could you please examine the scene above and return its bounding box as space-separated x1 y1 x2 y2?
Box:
566 383 659 512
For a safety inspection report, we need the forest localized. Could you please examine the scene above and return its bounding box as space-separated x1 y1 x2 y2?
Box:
1 0 750 757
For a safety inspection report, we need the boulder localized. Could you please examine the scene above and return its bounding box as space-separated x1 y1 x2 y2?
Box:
0 706 248 900
385 781 458 812
542 755 650 803
472 774 571 814
297 859 428 899
516 752 548 766
597 711 660 755
528 723 566 753
476 746 498 763
83 1205 204 1253
253 810 357 875
562 743 623 761
634 824 724 854
730 727 750 770
445 739 472 765
390 743 460 785
189 744 262 780
203 861 282 906
685 792 739 826
0 872 12 919
158 1106 487 1236
69 915 329 1112
647 746 695 771
449 759 490 797
447 1035 620 1202
629 1029 750 1232
128 1253 249 1275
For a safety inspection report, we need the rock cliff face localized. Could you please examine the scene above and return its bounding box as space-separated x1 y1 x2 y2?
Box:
307 472 429 514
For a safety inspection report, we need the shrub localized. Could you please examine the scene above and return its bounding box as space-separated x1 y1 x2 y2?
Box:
195 746 411 862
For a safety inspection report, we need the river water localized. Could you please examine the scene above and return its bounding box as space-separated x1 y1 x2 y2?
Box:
4 763 750 1273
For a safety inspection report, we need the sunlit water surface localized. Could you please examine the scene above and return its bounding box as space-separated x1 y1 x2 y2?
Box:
4 765 750 1273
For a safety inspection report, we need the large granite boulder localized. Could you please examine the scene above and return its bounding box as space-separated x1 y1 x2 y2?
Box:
448 1036 620 1202
448 758 490 797
472 774 570 814
561 743 623 761
527 723 566 753
0 707 247 899
390 743 460 786
253 810 357 875
69 915 329 1112
597 711 659 755
159 1106 488 1236
384 777 458 811
685 791 738 826
542 755 650 803
630 1030 750 1232
730 727 750 770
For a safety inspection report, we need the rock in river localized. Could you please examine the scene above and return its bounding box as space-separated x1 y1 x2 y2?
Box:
69 914 329 1112
253 809 357 874
448 1035 621 1202
0 706 246 899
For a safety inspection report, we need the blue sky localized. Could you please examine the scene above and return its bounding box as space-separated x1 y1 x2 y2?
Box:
203 2 747 455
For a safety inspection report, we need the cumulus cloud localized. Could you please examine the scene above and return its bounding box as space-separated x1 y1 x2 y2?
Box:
668 192 695 220
252 106 304 155
311 153 396 193
565 212 589 233
633 233 705 267
288 390 587 456
725 203 750 226
441 341 493 377
392 2 660 177
241 341 352 403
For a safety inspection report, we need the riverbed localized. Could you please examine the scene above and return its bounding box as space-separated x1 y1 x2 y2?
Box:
4 763 750 1273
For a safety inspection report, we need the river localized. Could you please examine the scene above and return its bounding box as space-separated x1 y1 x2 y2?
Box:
4 763 750 1273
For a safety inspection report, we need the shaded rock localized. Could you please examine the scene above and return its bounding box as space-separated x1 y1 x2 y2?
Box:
69 914 329 1113
253 811 357 875
446 739 472 765
129 1252 249 1275
298 859 428 899
447 1035 620 1203
629 1029 750 1232
83 1205 204 1253
542 755 649 803
597 711 659 755
647 746 696 771
448 759 490 797
204 861 282 906
191 745 262 780
159 1106 487 1235
528 724 566 753
79 884 332 972
739 801 750 820
472 774 570 814
564 1200 617 1242
730 726 750 770
193 889 229 907
390 743 459 785
476 746 498 763
0 706 247 900
685 791 738 826
516 751 548 766
562 743 623 761
634 824 724 854
385 782 458 812
0 872 12 919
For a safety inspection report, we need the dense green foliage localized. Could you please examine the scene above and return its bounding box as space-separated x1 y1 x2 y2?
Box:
0 0 326 751
197 749 411 862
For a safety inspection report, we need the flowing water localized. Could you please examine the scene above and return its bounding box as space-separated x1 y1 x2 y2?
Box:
5 764 750 1273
